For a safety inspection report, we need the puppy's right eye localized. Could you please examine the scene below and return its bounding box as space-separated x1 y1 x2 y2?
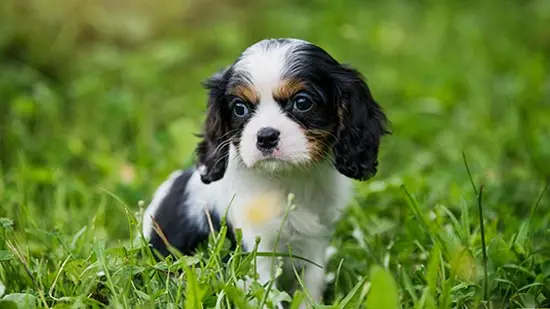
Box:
232 100 249 118
292 92 315 112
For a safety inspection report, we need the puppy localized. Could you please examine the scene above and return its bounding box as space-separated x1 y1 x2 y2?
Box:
142 38 388 307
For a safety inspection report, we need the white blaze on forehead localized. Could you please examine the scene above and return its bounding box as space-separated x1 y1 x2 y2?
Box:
233 39 305 98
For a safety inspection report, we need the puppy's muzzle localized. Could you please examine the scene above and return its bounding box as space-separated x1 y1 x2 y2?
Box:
256 127 280 153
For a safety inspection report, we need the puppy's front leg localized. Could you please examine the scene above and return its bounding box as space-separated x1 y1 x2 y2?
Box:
255 252 278 286
302 262 326 308
255 245 285 309
300 241 329 308
241 232 284 309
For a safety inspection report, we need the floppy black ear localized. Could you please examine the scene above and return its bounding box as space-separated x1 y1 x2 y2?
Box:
195 68 232 184
332 66 389 181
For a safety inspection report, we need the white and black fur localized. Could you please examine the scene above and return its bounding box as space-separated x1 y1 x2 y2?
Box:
142 38 389 307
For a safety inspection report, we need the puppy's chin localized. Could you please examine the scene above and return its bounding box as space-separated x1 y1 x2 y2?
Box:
240 149 311 173
252 158 292 173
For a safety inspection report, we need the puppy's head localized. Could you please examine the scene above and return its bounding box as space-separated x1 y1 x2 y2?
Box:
195 38 389 184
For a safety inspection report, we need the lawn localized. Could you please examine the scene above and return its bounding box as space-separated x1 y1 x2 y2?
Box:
1 0 550 308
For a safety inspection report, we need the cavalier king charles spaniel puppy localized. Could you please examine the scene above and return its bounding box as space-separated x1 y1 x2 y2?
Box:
142 38 388 307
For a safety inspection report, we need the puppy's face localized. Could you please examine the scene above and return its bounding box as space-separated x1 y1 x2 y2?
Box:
196 38 388 184
229 40 341 171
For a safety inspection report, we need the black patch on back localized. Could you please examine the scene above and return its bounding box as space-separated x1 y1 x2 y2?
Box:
148 169 237 258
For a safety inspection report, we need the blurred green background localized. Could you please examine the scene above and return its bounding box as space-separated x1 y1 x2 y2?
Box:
1 0 550 307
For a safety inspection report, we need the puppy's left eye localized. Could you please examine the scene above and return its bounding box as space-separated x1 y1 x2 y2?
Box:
292 92 314 112
231 99 250 118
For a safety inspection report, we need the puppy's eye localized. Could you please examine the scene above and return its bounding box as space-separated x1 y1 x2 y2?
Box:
232 100 250 118
292 93 314 112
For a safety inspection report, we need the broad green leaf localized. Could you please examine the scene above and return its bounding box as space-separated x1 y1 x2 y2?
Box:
2 293 37 309
183 265 205 309
0 218 13 231
0 300 18 309
513 221 529 255
488 236 517 267
288 290 306 309
415 288 437 309
224 285 253 309
0 251 13 262
365 265 400 309
450 246 478 282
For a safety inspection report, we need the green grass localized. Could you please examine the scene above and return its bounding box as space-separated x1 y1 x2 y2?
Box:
1 0 550 308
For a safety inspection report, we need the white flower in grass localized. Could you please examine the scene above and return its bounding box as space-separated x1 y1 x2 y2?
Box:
324 272 335 283
325 246 337 261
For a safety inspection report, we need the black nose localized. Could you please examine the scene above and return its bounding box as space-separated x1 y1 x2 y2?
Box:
256 127 280 150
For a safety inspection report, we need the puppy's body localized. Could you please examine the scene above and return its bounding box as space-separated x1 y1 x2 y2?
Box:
143 146 352 301
142 38 388 307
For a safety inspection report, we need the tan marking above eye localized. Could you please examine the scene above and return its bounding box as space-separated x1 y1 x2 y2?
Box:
231 84 259 104
273 79 306 100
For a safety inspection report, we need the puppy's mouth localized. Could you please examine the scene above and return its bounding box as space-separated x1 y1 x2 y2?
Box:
246 147 296 171
259 147 282 158
254 148 284 163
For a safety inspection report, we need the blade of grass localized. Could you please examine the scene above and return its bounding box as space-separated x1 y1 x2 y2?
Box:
399 265 418 304
463 152 489 301
93 240 122 308
477 185 488 301
400 185 446 252
462 152 478 195
5 240 50 309
527 179 549 228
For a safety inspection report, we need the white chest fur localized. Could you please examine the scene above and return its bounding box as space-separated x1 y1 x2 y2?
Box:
188 146 354 257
